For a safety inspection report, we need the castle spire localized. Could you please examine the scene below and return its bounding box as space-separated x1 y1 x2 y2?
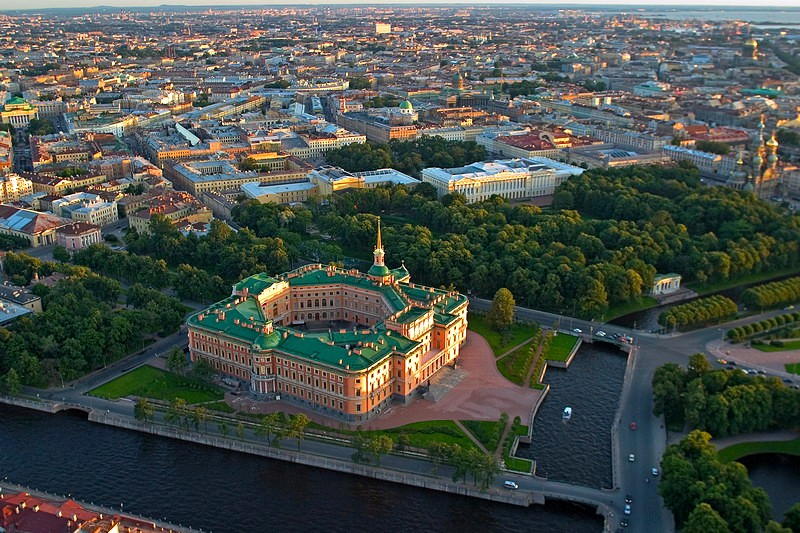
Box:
376 217 383 252
368 218 390 281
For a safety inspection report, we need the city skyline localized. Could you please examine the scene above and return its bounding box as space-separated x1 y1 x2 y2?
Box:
3 0 800 10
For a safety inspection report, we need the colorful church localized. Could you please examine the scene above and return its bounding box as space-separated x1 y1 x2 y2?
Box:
187 222 469 421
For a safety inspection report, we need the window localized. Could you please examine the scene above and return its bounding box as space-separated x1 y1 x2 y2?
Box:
356 404 362 412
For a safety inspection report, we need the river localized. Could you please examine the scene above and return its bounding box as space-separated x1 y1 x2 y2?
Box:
0 404 603 533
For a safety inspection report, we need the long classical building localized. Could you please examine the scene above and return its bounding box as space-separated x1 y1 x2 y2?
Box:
187 224 468 421
421 157 584 203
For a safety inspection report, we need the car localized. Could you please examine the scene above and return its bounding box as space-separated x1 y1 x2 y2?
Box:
717 358 727 364
624 504 631 515
628 453 635 462
651 467 659 476
726 365 734 370
620 519 629 528
597 330 607 337
729 360 737 366
503 480 519 490
573 328 583 334
785 305 795 311
625 494 632 504
757 370 766 375
783 378 793 383
629 422 637 431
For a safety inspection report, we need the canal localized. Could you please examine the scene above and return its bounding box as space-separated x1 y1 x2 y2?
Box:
0 404 604 533
738 454 800 521
516 342 628 488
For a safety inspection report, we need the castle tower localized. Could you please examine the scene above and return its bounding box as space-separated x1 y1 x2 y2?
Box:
367 218 392 282
743 36 758 61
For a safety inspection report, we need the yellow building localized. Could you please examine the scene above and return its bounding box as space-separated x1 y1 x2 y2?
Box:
1 97 39 127
187 224 468 421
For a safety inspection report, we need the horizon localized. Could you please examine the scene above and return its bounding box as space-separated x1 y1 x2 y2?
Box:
2 1 800 11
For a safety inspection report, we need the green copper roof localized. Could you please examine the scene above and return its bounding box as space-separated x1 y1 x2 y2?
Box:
399 100 413 110
368 264 391 277
234 272 280 295
187 295 282 349
274 324 419 371
288 266 408 313
7 96 27 105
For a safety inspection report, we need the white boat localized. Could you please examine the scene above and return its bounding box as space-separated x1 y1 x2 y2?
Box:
562 407 572 420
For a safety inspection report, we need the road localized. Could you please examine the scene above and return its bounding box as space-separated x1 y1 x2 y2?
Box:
469 297 798 533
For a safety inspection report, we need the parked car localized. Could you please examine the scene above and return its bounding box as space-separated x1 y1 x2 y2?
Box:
573 328 583 334
597 330 607 337
503 480 519 490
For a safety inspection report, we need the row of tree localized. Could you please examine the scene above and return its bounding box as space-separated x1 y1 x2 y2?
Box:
427 442 500 488
659 430 792 532
727 311 800 342
741 276 800 311
652 354 800 438
658 295 738 329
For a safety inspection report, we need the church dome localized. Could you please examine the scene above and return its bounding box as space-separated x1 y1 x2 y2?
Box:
398 100 413 110
743 180 755 192
744 37 758 48
766 135 779 147
768 152 778 164
752 154 763 167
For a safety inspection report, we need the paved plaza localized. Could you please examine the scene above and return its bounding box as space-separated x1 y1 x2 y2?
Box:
223 330 544 430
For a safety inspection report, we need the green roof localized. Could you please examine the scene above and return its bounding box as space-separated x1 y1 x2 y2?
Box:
188 295 282 349
275 324 418 371
288 266 409 313
7 96 27 105
393 306 430 325
399 100 413 109
368 264 391 277
234 272 280 295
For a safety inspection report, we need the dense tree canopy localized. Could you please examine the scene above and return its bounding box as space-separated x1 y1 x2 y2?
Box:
660 430 773 532
652 355 800 438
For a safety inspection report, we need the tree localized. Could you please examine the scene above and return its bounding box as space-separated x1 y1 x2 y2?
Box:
236 421 245 440
218 420 230 437
134 398 153 423
488 288 515 331
53 245 71 263
191 358 216 381
367 434 394 465
257 413 283 446
784 502 800 532
4 368 21 395
194 406 209 432
286 413 310 450
166 348 188 376
683 503 730 533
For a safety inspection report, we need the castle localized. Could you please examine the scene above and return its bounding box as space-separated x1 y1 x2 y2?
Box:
187 222 469 421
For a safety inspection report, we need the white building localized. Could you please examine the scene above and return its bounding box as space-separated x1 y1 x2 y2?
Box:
421 157 584 203
652 274 682 296
51 192 119 226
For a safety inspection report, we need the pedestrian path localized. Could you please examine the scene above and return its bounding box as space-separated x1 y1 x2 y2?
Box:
496 336 538 361
453 420 491 454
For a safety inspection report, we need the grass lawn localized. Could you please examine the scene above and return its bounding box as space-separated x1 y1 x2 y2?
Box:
718 438 800 462
753 340 800 352
687 267 800 296
785 363 800 375
504 456 533 473
307 419 479 452
469 313 538 357
205 400 235 413
89 365 224 404
545 333 580 362
497 344 536 385
603 296 658 321
460 420 503 452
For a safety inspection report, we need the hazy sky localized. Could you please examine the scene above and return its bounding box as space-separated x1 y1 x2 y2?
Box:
1 0 798 10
